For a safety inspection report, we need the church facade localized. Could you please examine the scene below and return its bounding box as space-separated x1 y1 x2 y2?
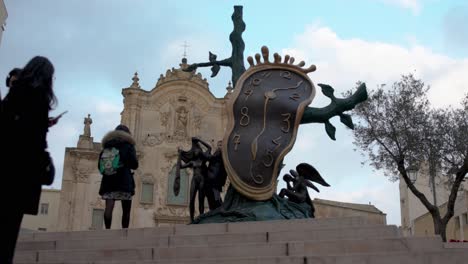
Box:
57 59 231 231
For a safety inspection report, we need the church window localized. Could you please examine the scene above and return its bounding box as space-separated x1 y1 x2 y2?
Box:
40 203 49 215
91 209 104 230
141 183 154 204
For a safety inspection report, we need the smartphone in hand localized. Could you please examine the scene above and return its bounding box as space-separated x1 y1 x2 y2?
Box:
49 111 68 127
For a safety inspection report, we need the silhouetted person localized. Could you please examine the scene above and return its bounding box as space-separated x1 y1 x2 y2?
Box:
1 57 57 264
5 68 21 88
98 124 138 229
0 68 21 107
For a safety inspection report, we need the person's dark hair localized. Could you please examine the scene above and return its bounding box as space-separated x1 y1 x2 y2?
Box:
17 56 57 110
5 68 22 87
115 124 131 134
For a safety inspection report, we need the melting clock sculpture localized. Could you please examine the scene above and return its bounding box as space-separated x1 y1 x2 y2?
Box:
177 6 367 223
223 46 316 201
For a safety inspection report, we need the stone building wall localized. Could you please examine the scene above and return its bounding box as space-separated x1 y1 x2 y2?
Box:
57 61 229 231
314 198 387 225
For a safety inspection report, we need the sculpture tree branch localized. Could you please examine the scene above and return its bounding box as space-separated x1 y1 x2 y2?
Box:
183 5 246 87
300 83 368 140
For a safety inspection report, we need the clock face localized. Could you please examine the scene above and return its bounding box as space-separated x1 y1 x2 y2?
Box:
223 67 315 200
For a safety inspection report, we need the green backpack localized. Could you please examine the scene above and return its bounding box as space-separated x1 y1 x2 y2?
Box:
99 147 121 175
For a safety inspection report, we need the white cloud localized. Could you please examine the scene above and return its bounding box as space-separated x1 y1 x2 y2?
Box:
282 24 468 108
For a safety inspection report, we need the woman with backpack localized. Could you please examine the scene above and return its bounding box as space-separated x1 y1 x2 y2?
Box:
1 57 57 264
98 124 139 229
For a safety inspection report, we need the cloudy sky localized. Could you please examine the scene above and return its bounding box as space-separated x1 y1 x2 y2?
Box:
1 0 467 225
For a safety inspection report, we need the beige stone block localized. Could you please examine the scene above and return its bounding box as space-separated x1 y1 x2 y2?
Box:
12 251 37 263
169 232 267 247
269 225 399 242
37 247 154 262
156 243 287 260
226 217 370 234
404 236 443 251
174 222 227 235
17 232 34 241
55 236 166 250
127 226 174 240
302 237 442 256
155 256 306 264
31 228 127 241
16 240 55 251
444 242 468 249
305 251 468 264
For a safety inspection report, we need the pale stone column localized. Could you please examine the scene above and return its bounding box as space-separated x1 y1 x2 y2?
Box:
459 215 465 241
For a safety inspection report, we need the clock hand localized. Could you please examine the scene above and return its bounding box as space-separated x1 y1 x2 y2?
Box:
272 81 303 93
251 95 269 160
250 81 303 160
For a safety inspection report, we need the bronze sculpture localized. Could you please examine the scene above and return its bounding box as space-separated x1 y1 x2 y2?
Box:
222 46 316 200
179 6 368 223
174 137 227 222
279 163 330 217
205 140 227 210
175 137 210 222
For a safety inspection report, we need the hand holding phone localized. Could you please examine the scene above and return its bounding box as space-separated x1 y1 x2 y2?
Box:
48 111 68 127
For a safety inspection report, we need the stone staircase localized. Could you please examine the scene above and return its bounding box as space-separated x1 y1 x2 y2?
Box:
15 217 468 264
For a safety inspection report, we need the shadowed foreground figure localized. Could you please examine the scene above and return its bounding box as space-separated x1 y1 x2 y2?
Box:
1 57 57 264
279 163 330 217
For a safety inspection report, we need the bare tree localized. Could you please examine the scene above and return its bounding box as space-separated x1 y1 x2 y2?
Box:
351 74 468 242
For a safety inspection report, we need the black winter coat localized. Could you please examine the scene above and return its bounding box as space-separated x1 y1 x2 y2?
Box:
98 130 138 196
0 84 50 215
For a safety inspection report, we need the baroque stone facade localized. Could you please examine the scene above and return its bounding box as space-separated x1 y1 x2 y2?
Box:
58 60 228 231
56 59 388 231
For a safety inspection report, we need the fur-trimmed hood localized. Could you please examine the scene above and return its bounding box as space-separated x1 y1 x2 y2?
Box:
102 130 136 147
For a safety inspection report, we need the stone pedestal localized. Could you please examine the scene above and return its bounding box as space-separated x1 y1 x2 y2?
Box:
77 135 94 149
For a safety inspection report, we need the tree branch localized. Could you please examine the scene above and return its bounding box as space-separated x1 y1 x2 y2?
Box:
397 160 438 214
442 155 468 224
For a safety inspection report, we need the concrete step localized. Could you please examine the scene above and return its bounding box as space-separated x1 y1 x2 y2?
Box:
16 218 462 264
18 227 173 242
15 250 468 264
174 216 374 236
157 237 443 261
267 224 399 243
15 236 443 263
16 225 399 251
16 248 155 263
296 236 444 256
18 216 373 242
